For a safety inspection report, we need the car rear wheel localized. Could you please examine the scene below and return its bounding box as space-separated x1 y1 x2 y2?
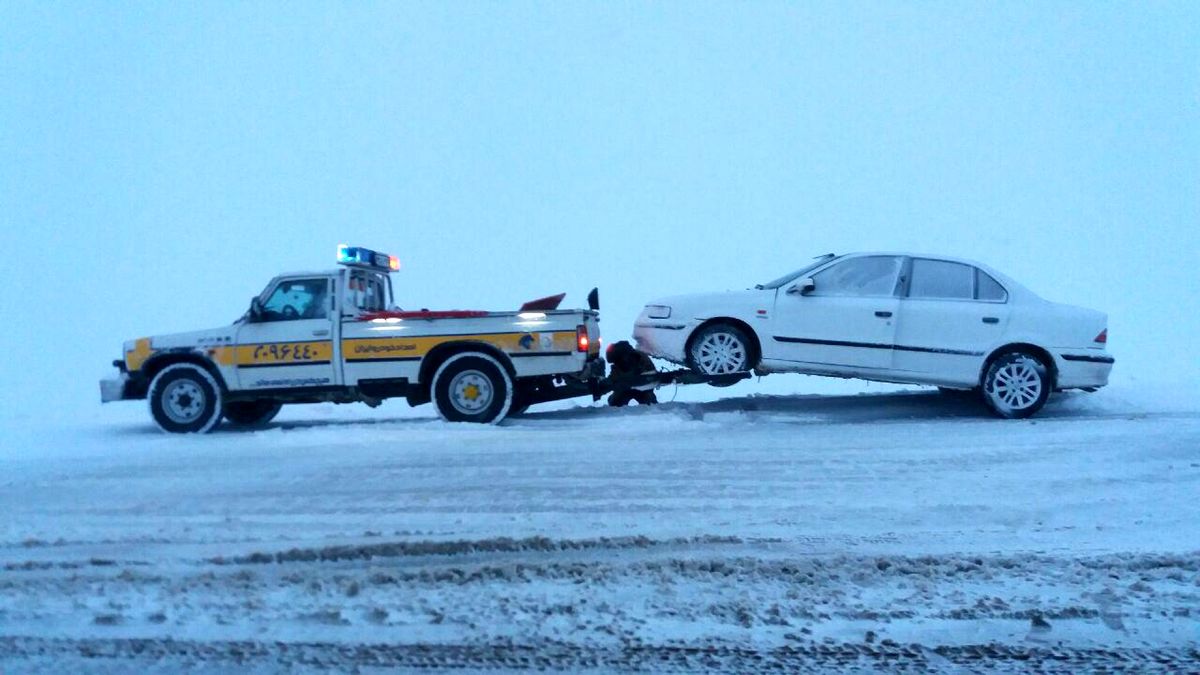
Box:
688 324 753 378
982 352 1051 419
431 352 514 424
223 400 283 428
148 363 224 433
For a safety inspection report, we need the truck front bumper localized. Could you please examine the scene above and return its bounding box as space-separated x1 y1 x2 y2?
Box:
100 373 132 403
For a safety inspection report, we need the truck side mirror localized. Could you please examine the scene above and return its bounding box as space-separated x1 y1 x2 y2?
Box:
787 278 815 295
587 288 600 311
249 297 265 322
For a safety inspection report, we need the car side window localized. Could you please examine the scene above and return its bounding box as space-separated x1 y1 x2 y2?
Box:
976 269 1008 302
810 256 903 297
262 278 329 321
908 259 974 300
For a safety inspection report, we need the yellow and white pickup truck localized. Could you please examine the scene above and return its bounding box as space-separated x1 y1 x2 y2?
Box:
101 245 604 432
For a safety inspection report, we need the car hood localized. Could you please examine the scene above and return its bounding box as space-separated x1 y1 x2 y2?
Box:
643 289 773 321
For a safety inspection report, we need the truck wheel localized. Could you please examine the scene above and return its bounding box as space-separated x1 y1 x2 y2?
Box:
223 400 282 428
148 363 224 433
981 351 1051 419
431 353 513 424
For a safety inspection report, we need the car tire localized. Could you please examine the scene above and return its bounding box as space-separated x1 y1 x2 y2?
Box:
223 400 283 428
981 351 1051 419
147 363 224 434
431 352 514 424
688 323 754 378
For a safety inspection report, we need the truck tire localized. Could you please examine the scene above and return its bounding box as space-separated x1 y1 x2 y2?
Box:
223 400 283 428
147 363 224 433
431 352 514 424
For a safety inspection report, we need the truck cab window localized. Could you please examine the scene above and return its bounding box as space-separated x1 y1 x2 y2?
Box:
262 278 329 321
348 272 390 313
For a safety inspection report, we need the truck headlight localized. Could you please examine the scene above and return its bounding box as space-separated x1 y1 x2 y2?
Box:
646 305 672 319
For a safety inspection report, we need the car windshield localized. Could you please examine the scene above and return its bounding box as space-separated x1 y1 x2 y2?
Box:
756 254 840 290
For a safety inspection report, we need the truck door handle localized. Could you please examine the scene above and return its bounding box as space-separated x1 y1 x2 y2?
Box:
874 311 892 318
982 317 999 324
312 329 331 336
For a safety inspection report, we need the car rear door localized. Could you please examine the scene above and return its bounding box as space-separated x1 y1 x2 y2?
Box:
234 276 338 390
892 259 1011 384
768 255 903 371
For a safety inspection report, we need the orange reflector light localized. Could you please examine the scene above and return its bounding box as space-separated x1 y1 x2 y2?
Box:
576 325 589 352
389 255 401 271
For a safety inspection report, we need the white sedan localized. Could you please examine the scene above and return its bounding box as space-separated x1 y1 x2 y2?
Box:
633 253 1113 418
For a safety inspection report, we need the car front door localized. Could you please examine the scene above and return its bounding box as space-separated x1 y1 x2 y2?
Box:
767 255 903 371
892 259 1011 384
235 276 338 390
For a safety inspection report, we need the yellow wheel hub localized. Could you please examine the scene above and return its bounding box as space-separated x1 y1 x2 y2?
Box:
463 383 481 401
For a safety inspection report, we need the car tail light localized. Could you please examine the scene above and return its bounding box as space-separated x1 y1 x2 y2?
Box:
1094 329 1107 344
576 325 590 352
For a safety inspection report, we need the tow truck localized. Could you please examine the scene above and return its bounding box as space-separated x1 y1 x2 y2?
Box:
100 245 616 432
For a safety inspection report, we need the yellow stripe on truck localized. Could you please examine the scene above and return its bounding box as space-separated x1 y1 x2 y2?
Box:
125 338 153 372
157 331 579 372
344 331 578 361
232 340 334 366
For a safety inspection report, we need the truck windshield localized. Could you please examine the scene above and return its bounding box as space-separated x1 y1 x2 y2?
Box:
756 254 840 290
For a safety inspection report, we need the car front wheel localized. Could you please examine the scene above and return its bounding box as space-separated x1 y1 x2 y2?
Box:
982 352 1051 419
688 324 754 377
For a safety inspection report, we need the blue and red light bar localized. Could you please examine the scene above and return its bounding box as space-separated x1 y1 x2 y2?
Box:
337 244 400 272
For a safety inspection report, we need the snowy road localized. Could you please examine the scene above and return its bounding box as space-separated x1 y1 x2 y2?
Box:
2 388 1198 672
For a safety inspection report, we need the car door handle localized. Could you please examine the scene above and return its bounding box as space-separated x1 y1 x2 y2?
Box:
312 329 331 336
982 317 999 324
874 311 892 318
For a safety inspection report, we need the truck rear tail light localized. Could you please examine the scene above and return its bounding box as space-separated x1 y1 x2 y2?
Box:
1094 329 1107 344
576 325 590 352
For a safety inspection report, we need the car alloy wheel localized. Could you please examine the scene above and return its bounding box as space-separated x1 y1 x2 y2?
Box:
983 352 1051 419
690 326 751 375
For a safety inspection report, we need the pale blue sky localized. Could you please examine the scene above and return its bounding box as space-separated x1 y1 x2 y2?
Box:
1 2 1196 414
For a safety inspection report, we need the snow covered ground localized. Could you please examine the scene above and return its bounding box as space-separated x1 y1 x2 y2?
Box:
2 383 1198 672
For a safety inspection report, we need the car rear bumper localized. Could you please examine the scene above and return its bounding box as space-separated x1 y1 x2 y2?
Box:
632 322 692 364
1054 350 1114 390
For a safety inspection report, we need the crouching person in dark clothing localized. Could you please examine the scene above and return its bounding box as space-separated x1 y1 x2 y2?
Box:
605 341 659 407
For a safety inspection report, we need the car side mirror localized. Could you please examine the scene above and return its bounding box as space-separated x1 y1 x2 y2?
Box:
787 278 815 295
248 297 265 322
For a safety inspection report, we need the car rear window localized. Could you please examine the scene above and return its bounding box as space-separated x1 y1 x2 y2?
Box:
976 269 1008 302
909 259 974 300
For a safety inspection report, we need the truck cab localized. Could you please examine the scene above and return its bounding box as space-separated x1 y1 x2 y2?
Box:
102 245 603 432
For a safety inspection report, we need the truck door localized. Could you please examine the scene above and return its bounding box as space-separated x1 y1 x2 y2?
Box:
235 276 338 390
